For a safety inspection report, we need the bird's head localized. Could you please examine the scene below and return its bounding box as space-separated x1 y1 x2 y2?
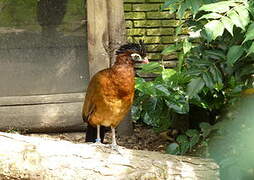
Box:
115 40 149 64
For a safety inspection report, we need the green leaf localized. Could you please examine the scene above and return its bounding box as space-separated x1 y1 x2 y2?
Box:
138 62 163 74
200 122 212 137
221 16 234 36
162 69 176 80
177 0 190 19
189 135 200 148
243 22 254 43
205 20 224 41
178 52 185 72
204 50 226 60
202 71 214 89
246 42 254 56
186 129 200 148
227 45 244 65
199 1 236 13
190 0 202 15
227 10 245 30
135 77 146 89
166 143 179 155
175 24 183 36
186 129 199 137
198 13 222 20
162 0 178 10
176 134 188 144
161 44 181 55
165 98 189 114
155 84 170 96
187 77 205 98
234 5 250 29
176 135 189 154
183 39 192 54
210 66 223 84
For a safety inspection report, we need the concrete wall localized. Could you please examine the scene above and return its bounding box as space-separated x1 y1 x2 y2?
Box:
124 0 183 66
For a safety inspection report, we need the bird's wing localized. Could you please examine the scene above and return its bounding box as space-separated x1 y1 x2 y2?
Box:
82 71 108 123
82 75 98 122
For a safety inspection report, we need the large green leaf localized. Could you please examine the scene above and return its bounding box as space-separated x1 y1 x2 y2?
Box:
183 39 192 54
243 22 254 43
234 5 250 29
221 16 234 36
199 1 236 13
246 42 254 56
135 77 146 90
176 135 189 154
162 69 176 80
202 71 214 89
177 0 190 19
154 84 170 96
138 62 163 74
178 52 185 72
161 44 181 55
204 50 226 60
210 66 223 85
198 13 222 20
227 45 244 65
162 0 178 10
190 0 202 15
227 10 245 30
165 98 189 114
166 143 179 155
205 20 225 41
187 77 205 98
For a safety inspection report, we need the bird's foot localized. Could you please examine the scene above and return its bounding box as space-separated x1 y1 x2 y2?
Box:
108 144 124 156
95 138 101 143
92 138 104 146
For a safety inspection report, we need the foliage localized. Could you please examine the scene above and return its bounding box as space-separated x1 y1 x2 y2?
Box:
166 129 201 155
133 62 189 132
133 0 254 159
162 0 254 105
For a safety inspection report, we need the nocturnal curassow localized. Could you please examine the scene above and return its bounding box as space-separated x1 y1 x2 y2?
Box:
83 41 148 147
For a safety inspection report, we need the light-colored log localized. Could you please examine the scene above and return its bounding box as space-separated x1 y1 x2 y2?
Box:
0 132 219 180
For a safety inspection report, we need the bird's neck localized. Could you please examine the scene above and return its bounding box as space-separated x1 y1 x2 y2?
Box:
110 54 135 92
113 53 134 66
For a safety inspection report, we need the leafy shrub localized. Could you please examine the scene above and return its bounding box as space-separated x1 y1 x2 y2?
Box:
133 0 254 157
133 62 189 132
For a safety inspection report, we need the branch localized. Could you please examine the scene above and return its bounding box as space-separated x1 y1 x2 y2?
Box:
0 132 219 180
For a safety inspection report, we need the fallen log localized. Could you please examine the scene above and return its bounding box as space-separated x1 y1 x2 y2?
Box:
0 132 219 180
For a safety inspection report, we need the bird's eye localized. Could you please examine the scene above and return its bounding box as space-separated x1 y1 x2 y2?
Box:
131 53 142 61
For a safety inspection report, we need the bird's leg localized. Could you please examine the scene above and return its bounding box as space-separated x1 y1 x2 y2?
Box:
110 126 122 153
111 126 117 146
95 125 101 143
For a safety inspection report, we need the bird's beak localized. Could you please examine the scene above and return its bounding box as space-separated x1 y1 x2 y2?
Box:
142 57 149 64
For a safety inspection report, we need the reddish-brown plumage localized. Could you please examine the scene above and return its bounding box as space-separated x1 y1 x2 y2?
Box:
83 42 148 144
83 52 135 128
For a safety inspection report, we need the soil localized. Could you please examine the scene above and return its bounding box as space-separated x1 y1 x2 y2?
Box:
29 123 172 153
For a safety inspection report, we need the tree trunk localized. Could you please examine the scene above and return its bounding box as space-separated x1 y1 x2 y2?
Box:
0 132 219 180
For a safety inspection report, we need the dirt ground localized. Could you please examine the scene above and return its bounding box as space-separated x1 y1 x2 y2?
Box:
29 123 171 153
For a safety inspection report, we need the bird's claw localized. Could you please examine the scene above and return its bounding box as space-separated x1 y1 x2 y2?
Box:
108 144 124 156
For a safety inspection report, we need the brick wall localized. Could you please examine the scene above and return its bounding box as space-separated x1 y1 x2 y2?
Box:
124 0 181 67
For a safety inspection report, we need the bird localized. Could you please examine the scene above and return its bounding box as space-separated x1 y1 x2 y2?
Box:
83 41 149 149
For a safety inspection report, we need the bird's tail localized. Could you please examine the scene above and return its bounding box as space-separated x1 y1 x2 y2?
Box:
85 124 106 143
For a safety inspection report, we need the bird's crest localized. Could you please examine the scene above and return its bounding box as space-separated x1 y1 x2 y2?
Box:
116 40 146 57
